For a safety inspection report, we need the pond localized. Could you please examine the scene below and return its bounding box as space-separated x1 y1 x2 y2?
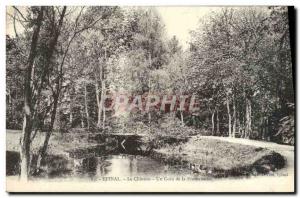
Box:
50 154 204 181
6 135 209 181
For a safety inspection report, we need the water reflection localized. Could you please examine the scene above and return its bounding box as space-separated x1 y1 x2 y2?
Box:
71 155 176 180
6 137 207 181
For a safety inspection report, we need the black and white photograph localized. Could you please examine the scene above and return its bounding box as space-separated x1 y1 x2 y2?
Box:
5 5 295 192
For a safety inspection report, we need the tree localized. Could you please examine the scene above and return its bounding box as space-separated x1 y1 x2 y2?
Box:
187 7 294 141
19 6 45 180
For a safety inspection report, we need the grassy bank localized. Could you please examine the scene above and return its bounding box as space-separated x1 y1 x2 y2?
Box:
6 129 98 156
6 129 100 176
151 135 286 177
6 130 286 177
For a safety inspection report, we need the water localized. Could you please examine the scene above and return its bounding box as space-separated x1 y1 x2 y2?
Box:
7 144 207 181
67 154 198 181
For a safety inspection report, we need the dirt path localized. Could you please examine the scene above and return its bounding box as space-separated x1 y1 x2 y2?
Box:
6 132 295 192
200 136 294 173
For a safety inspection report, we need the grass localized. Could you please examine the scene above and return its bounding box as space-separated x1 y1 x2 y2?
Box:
154 135 285 176
6 129 98 156
6 129 285 177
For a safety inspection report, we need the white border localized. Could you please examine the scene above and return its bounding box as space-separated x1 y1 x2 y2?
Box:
1 0 298 197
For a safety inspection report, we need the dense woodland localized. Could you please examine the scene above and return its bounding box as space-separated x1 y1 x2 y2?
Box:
6 6 294 179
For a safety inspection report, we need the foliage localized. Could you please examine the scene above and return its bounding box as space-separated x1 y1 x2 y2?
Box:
6 6 294 149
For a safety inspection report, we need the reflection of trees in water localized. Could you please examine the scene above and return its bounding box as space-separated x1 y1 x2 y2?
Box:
83 157 97 177
73 156 111 178
69 140 172 178
128 155 137 174
96 156 111 176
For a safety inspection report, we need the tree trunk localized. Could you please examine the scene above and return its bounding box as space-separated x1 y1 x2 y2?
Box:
20 7 44 180
20 113 32 180
84 83 90 130
240 114 244 138
226 96 232 137
148 53 151 133
211 111 215 135
102 80 106 131
81 107 85 128
180 111 184 126
266 117 270 141
245 96 252 139
237 112 241 137
216 108 220 135
57 108 61 133
69 111 73 127
97 106 102 128
33 6 67 173
261 104 268 140
100 48 107 131
95 75 102 127
260 116 264 140
232 96 236 138
53 100 61 133
249 100 252 137
69 90 73 127
95 67 103 128
36 93 59 170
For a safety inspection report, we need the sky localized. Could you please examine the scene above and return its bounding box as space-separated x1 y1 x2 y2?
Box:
6 6 221 49
6 7 24 37
156 7 220 49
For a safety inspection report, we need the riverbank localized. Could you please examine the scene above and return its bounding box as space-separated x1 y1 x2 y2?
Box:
6 129 98 156
6 129 288 178
6 129 99 176
151 135 287 177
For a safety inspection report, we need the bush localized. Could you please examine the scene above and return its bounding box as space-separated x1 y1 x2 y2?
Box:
276 103 294 145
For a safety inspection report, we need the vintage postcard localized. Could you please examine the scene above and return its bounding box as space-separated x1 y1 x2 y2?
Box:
6 6 295 192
